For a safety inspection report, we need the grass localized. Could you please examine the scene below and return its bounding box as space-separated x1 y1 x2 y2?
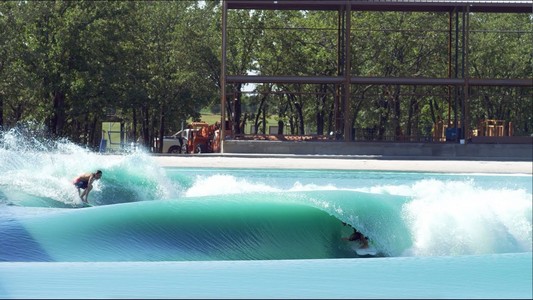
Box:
197 113 223 125
193 112 279 134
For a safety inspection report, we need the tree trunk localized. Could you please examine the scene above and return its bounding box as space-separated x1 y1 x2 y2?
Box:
393 85 402 139
315 84 327 135
158 104 165 153
277 119 284 135
83 113 90 145
52 91 66 136
377 91 390 141
90 117 97 150
233 84 242 134
0 94 4 128
407 86 420 139
141 105 150 149
292 94 305 135
254 93 268 134
132 108 137 143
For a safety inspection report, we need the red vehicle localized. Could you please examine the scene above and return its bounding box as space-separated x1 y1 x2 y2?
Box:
183 121 230 154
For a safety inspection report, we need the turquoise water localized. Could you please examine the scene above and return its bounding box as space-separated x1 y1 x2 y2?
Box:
0 129 532 298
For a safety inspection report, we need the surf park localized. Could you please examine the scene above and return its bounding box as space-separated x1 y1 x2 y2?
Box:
0 0 531 299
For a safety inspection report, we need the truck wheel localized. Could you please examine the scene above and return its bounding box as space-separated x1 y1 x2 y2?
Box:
168 146 182 154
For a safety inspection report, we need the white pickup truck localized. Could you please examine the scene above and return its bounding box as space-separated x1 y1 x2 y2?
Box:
158 128 198 153
159 130 186 153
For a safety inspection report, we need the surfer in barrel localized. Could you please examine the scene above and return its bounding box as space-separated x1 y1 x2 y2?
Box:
342 222 370 248
73 170 102 203
347 228 369 248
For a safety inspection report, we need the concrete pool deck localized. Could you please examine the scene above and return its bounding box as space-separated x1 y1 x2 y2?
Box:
152 154 532 174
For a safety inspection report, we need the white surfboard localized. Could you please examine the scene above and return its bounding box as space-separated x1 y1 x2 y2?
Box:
355 246 378 256
349 241 378 256
72 201 93 208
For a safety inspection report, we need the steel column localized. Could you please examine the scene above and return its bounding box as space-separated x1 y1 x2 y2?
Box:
220 0 228 151
343 2 352 141
463 5 470 143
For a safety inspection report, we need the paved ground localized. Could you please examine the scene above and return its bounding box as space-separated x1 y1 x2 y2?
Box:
152 154 532 174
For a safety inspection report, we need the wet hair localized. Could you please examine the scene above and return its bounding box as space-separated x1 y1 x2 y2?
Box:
96 170 102 175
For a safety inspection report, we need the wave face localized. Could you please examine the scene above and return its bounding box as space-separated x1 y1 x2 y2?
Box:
1 127 532 262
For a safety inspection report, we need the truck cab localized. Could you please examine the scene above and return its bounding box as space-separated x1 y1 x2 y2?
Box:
159 129 191 153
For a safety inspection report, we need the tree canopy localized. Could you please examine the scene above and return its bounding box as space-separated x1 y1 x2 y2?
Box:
0 1 531 151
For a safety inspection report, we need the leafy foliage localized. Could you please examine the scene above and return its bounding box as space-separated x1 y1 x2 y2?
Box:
0 1 531 151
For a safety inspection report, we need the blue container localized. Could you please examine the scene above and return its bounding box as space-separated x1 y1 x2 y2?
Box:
445 128 461 142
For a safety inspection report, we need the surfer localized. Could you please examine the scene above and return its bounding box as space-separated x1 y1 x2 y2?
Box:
342 222 369 248
73 170 102 203
348 229 369 248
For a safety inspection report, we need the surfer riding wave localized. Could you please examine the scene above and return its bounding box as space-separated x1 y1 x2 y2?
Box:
73 170 102 203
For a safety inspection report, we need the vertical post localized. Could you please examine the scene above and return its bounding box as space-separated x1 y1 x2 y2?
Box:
220 0 228 152
463 5 470 144
343 2 352 141
454 9 459 134
335 6 344 140
447 11 452 127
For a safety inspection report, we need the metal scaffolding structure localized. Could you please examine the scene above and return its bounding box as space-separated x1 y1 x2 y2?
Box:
220 0 533 145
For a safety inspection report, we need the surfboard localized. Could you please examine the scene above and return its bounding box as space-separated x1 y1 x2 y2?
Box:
355 246 378 256
72 202 93 208
349 241 378 256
